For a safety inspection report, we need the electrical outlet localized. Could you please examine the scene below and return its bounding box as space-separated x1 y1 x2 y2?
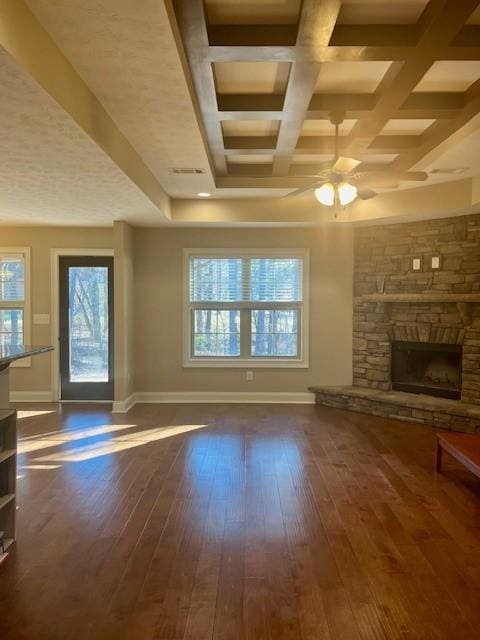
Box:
431 256 441 270
246 370 254 381
412 257 422 271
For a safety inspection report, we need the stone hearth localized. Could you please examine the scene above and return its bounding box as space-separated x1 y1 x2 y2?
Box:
309 385 480 434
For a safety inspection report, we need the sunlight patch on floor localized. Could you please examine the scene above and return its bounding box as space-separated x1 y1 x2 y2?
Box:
17 410 56 420
20 464 61 470
18 423 138 453
33 424 209 463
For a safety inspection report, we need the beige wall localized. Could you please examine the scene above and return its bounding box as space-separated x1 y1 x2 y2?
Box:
113 221 135 402
1 224 353 398
133 226 354 394
0 226 112 392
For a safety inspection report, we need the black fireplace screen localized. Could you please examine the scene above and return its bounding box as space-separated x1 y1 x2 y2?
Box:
391 341 462 400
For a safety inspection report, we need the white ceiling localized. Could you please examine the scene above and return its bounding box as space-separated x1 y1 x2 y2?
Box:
0 48 162 226
25 0 215 199
337 1 429 24
314 61 392 93
204 0 302 25
213 62 291 95
414 61 480 93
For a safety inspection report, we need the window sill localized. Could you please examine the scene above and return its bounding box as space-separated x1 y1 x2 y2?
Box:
183 358 309 369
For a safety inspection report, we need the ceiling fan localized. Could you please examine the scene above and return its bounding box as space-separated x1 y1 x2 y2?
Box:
286 112 428 215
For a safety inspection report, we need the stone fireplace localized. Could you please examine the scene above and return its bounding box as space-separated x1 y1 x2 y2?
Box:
391 341 462 400
310 213 480 434
351 213 480 407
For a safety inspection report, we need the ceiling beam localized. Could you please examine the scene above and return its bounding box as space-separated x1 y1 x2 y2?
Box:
218 92 463 119
330 24 419 47
214 171 429 189
368 135 420 151
207 45 296 63
217 94 285 112
223 136 277 151
452 25 480 46
173 0 227 174
227 164 273 176
0 0 171 219
291 135 419 155
208 44 480 64
272 0 340 176
345 0 480 160
216 176 320 189
309 93 377 112
393 79 480 172
207 25 298 47
171 0 480 191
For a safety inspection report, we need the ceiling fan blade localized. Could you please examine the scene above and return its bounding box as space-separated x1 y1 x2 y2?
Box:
357 187 378 200
332 156 361 175
384 171 428 182
354 170 428 185
282 179 323 199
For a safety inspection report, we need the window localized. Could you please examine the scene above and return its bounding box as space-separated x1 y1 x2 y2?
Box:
0 248 31 365
184 249 309 367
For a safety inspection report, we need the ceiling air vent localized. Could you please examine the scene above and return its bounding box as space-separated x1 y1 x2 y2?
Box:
170 167 206 175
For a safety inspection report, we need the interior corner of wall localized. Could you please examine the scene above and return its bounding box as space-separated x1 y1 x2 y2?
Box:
472 176 480 207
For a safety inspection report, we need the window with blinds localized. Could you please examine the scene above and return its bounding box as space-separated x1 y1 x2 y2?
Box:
0 250 30 350
185 250 309 366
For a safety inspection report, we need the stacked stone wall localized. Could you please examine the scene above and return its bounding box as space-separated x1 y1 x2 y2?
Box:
353 214 480 404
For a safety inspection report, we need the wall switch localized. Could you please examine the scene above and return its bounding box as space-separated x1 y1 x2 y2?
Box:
246 370 254 381
33 313 50 325
412 257 422 271
431 255 441 270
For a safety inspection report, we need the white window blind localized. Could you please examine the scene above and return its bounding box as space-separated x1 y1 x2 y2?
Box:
0 256 25 302
0 249 30 354
185 250 309 366
190 257 302 303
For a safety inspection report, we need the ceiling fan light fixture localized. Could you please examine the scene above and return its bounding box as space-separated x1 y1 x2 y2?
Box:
314 182 335 206
338 181 358 206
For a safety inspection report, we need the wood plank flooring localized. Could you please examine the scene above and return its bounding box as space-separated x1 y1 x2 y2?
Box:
1 402 479 640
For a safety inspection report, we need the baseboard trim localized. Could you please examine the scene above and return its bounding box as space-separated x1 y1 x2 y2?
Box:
130 391 315 407
10 391 54 403
112 394 136 413
10 390 316 410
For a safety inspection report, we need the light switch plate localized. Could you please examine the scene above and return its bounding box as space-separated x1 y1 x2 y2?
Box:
431 256 441 270
412 257 422 271
33 313 50 325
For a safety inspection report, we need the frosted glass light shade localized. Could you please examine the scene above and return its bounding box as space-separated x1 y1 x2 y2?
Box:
314 182 335 206
338 182 358 205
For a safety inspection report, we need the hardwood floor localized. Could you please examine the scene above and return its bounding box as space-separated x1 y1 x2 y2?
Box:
1 402 480 640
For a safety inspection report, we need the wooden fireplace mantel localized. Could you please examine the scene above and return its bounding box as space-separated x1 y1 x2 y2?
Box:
355 293 480 325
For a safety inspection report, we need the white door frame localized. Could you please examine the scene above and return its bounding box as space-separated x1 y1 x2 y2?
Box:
50 248 114 401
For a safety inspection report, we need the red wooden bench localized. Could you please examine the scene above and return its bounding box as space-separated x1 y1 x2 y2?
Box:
436 432 480 478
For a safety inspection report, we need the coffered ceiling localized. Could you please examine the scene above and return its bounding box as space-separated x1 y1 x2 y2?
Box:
172 0 480 192
0 0 479 226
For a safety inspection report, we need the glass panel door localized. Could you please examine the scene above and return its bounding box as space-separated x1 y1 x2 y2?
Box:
59 257 113 400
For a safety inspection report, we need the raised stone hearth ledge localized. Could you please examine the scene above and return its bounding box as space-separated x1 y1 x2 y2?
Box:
309 385 480 434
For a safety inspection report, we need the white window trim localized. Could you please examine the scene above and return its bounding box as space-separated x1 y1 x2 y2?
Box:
0 247 31 368
183 248 309 368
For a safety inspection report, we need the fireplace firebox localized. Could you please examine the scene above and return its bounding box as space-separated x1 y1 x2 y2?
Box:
391 341 462 400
